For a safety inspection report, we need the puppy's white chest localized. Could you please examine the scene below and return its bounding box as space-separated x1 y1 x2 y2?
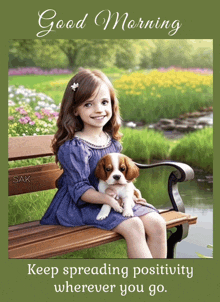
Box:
110 184 133 198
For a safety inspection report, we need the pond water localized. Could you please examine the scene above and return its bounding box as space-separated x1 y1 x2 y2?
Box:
176 170 213 258
136 167 213 259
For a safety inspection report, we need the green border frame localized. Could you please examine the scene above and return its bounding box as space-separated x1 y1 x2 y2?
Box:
1 0 218 301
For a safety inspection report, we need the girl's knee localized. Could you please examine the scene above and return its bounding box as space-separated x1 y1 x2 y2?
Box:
155 214 166 230
114 217 145 239
142 213 166 237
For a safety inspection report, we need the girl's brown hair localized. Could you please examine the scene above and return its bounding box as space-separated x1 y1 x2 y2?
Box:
52 68 122 162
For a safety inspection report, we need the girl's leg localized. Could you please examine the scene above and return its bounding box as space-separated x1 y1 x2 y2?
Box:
140 212 167 258
113 217 153 258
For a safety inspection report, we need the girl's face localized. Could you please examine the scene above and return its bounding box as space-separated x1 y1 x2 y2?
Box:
74 83 112 132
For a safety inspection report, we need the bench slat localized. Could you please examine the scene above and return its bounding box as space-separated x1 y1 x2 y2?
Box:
8 227 123 259
9 163 63 195
9 225 92 249
8 135 54 161
8 211 197 259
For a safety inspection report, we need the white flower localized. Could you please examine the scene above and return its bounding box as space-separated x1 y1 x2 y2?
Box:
8 100 15 106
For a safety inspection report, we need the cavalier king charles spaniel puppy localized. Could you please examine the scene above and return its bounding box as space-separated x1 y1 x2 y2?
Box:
95 153 147 220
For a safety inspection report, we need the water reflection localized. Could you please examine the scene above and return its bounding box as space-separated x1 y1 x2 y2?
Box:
137 167 213 258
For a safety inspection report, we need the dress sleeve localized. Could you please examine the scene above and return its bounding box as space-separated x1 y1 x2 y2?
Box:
58 139 95 204
113 139 123 152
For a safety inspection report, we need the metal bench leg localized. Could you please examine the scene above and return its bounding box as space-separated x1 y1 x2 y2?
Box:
167 223 189 258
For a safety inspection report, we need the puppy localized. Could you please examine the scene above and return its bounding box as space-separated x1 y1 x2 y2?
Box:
95 153 147 220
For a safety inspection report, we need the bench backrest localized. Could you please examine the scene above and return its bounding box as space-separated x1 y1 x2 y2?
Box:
8 135 63 196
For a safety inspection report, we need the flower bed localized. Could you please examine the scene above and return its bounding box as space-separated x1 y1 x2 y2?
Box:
157 66 213 75
8 67 73 76
8 86 59 137
114 69 213 124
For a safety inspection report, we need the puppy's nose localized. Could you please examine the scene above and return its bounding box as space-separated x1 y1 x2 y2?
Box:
113 175 121 181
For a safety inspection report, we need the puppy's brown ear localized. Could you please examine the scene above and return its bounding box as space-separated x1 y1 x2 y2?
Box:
124 156 139 181
95 158 107 181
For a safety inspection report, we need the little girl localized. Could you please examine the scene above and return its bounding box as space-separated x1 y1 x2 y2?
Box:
40 68 167 258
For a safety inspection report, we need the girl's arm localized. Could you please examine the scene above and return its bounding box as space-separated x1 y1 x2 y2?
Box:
81 189 123 213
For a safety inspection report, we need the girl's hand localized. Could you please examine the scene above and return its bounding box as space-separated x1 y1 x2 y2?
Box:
134 197 148 206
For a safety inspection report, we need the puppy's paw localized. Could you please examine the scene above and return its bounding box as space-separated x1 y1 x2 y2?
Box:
111 200 123 213
96 213 108 220
114 205 123 213
122 209 134 217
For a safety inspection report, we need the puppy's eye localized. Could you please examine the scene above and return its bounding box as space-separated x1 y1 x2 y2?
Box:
105 167 111 172
120 167 125 172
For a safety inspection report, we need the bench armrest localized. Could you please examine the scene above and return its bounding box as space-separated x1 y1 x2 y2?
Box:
135 161 194 213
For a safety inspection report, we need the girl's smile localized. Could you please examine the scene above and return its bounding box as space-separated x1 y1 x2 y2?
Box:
74 83 112 131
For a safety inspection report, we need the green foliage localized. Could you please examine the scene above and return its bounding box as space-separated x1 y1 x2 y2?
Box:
170 127 213 173
191 47 213 69
9 39 213 70
121 127 170 161
54 240 128 259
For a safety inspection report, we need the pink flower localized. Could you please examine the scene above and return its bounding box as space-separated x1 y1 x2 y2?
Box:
42 109 51 116
35 112 43 119
19 117 29 124
52 112 59 117
16 107 23 112
29 121 35 125
20 109 28 115
8 116 14 120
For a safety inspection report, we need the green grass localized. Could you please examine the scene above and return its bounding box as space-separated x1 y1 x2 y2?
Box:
170 127 213 173
121 127 170 162
118 88 212 124
8 190 55 226
54 240 128 259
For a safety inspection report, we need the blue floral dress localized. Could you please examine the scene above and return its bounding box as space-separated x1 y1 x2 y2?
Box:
40 137 158 230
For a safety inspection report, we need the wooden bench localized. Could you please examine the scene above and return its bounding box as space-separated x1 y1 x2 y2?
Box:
8 135 197 259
